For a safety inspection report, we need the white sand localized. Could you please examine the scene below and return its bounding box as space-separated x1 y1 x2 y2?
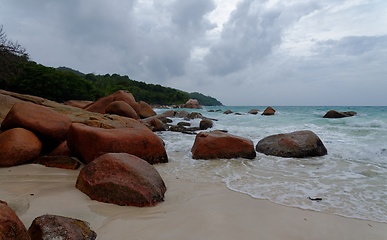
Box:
1 164 387 240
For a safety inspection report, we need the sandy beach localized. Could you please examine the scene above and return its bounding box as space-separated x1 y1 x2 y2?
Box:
1 164 387 240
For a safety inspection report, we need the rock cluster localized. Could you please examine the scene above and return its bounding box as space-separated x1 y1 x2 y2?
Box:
1 200 96 240
0 90 334 238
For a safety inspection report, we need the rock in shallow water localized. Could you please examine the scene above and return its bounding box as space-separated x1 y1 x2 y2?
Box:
191 130 256 160
256 130 327 158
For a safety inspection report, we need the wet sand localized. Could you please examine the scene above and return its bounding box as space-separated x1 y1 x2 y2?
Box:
1 164 387 240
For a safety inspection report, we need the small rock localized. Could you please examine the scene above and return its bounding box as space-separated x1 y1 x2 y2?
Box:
199 119 213 130
0 200 30 240
28 214 96 240
262 106 276 116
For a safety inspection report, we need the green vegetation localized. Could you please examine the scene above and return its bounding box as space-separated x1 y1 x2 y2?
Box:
0 25 222 105
189 92 223 106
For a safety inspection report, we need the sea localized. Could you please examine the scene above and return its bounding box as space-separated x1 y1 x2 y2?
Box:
153 106 387 223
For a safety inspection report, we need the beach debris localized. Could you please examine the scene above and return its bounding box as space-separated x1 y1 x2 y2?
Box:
28 214 96 240
256 130 327 158
0 128 42 167
191 130 256 160
67 122 168 165
76 153 166 207
262 106 276 116
323 110 357 118
308 197 323 202
0 200 30 240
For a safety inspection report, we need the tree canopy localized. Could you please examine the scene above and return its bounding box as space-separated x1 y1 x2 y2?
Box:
0 25 222 105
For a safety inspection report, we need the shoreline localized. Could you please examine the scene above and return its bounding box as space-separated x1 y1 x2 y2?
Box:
1 164 387 239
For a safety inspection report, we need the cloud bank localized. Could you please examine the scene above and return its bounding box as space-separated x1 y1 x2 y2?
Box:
1 0 386 105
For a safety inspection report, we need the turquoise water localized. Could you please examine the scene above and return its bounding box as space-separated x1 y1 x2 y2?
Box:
154 106 387 223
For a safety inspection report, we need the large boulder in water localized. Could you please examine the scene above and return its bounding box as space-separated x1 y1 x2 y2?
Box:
76 153 166 207
262 106 276 116
0 200 30 240
28 214 96 240
67 122 168 164
323 110 357 118
0 128 42 167
0 101 72 143
191 130 256 160
256 130 327 158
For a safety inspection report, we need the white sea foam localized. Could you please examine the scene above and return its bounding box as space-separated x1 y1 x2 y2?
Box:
155 106 387 223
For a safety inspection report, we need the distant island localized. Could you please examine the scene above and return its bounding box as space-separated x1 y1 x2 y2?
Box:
0 25 222 106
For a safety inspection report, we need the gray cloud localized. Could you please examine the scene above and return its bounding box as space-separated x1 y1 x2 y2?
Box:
204 0 320 76
1 0 386 105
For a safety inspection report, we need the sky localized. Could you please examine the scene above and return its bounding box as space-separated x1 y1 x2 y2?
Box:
1 0 386 106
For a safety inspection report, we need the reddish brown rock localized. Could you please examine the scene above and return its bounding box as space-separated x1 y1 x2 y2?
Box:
76 153 166 207
191 130 256 160
149 118 168 131
262 106 276 116
0 128 42 167
48 141 72 157
105 100 139 119
139 101 156 119
256 130 327 158
0 102 72 142
184 99 200 109
33 156 81 170
0 200 30 240
67 122 168 164
63 100 93 109
28 214 96 240
85 90 141 116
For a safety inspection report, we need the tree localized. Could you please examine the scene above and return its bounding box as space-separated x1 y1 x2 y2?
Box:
0 25 29 89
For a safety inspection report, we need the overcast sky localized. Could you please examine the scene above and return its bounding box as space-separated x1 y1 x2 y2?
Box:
1 0 386 105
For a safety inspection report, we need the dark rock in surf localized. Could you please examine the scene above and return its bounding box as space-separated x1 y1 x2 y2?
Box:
262 106 276 116
199 119 213 130
248 109 259 115
256 130 327 158
323 110 357 118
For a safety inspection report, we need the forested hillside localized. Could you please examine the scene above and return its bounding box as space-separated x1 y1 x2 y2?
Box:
0 25 222 106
